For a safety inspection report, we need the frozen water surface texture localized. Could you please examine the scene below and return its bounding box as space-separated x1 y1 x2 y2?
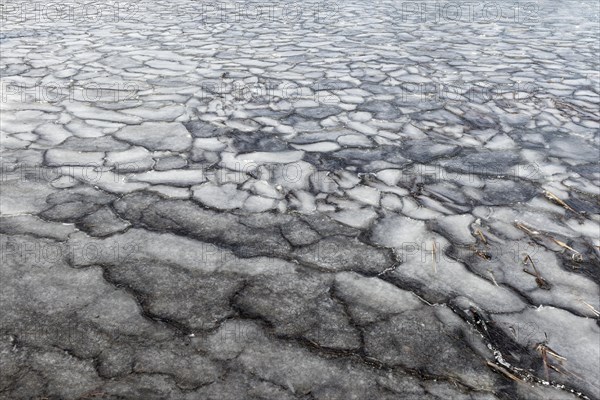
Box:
1 0 599 399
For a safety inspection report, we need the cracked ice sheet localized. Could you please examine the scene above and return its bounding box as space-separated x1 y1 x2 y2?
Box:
1 0 599 399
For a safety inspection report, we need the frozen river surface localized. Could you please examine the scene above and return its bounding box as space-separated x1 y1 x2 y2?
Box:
1 0 599 399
